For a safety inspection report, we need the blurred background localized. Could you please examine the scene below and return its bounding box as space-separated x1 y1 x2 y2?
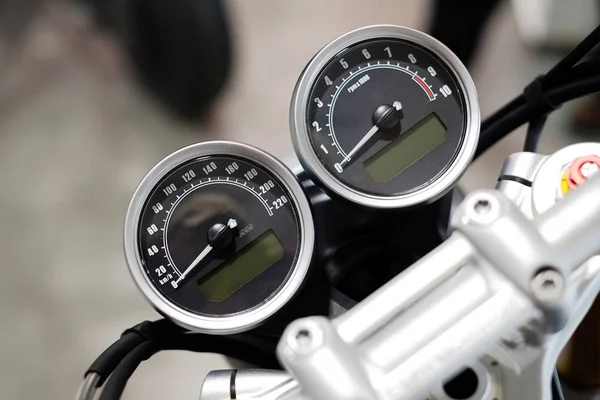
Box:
0 0 598 399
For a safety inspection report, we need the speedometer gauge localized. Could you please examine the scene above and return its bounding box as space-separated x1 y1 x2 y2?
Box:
291 25 480 208
124 141 314 334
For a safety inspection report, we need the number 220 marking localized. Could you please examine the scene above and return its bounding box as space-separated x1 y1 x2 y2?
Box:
272 196 288 210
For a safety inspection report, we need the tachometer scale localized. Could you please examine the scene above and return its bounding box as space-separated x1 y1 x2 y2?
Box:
124 141 314 334
291 25 480 208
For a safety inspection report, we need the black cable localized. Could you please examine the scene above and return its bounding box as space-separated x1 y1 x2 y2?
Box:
552 368 566 400
481 95 525 133
548 76 600 104
478 22 600 145
557 57 600 83
85 333 144 386
84 319 185 386
519 57 578 153
523 114 548 152
161 333 281 369
98 341 157 400
476 75 600 158
480 57 600 141
97 333 280 400
544 25 600 84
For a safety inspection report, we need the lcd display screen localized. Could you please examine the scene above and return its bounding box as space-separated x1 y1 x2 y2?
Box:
364 113 447 183
199 230 284 302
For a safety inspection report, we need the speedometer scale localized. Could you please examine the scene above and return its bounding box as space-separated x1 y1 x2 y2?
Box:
292 25 480 208
139 156 298 315
125 142 314 334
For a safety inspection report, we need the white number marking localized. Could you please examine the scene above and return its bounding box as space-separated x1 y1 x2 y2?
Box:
155 265 167 277
202 161 217 175
272 196 288 210
320 144 329 154
244 168 258 181
408 53 417 63
427 66 437 76
162 183 177 196
260 180 275 194
312 121 322 132
314 97 323 108
146 224 158 235
225 162 239 175
440 85 452 97
361 49 371 59
152 203 163 214
325 76 333 86
384 47 392 58
147 245 159 256
181 169 196 183
340 58 349 69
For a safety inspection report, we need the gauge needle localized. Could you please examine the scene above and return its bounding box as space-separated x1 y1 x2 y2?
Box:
171 218 238 289
339 101 402 167
340 125 379 167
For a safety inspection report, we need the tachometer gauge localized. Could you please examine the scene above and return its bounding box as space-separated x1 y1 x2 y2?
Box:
291 25 480 208
124 141 314 334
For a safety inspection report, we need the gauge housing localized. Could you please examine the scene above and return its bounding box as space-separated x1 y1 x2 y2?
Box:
291 25 480 209
124 141 315 334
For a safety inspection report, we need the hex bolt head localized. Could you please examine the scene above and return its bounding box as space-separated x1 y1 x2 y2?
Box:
474 199 492 215
287 323 323 355
463 194 499 225
530 268 565 303
295 329 314 347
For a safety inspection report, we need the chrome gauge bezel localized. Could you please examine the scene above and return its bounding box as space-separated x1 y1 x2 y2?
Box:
124 141 315 334
290 25 480 209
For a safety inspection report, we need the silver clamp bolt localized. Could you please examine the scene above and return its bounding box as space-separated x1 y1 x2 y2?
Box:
286 321 324 356
530 267 565 303
461 193 500 225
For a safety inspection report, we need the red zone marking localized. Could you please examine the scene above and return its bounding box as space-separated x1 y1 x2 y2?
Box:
412 75 435 100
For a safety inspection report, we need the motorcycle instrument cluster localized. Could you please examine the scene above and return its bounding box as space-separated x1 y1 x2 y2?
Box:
79 21 600 400
124 25 479 335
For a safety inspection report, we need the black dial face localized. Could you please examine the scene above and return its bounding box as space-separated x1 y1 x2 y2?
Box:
138 156 300 316
307 38 467 196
